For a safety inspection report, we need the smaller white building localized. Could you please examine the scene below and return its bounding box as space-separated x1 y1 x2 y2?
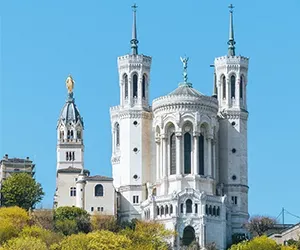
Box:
54 76 116 216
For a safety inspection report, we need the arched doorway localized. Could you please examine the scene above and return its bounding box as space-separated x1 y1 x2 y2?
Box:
182 226 195 246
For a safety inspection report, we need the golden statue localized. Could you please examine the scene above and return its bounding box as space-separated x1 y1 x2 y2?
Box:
66 74 75 93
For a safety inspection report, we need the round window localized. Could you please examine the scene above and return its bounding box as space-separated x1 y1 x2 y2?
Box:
232 175 237 181
232 148 236 153
231 121 236 126
133 147 138 152
133 121 138 125
133 174 138 179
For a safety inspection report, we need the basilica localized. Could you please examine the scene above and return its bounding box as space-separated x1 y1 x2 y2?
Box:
54 5 249 250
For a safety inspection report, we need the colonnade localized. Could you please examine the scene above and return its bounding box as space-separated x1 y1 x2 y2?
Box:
155 127 217 180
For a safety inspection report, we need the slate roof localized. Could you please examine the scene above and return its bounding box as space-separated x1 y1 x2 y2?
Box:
57 167 90 175
168 84 203 98
58 93 83 127
86 175 113 182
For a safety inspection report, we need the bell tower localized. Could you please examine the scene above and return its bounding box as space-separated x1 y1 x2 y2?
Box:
110 4 153 221
54 75 85 208
214 5 249 236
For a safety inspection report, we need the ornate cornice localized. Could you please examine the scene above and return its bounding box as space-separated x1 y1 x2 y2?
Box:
218 109 249 120
110 109 153 121
153 102 218 116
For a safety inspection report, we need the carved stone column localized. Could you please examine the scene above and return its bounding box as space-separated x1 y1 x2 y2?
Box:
207 137 212 177
175 132 182 175
161 134 167 178
155 137 160 180
212 139 216 179
193 132 199 175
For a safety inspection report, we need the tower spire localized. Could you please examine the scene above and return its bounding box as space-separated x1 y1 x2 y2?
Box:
130 4 139 55
228 4 236 56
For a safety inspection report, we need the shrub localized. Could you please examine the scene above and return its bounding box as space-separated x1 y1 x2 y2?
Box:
20 225 63 247
0 236 47 250
30 209 54 230
91 214 119 232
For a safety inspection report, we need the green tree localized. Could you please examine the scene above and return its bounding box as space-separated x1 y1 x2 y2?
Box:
54 206 91 235
0 173 44 210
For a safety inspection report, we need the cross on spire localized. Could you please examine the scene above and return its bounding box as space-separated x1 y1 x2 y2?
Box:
132 3 138 12
228 4 234 13
130 3 139 55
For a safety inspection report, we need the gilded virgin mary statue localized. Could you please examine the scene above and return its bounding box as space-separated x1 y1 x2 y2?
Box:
66 75 75 93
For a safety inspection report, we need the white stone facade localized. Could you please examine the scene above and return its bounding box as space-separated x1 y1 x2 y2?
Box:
109 9 250 250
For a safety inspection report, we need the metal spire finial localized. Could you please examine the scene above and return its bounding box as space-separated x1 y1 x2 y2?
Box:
130 3 139 55
228 4 236 56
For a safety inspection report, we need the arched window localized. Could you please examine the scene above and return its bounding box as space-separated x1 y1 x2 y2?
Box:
240 75 244 99
65 152 68 161
115 123 120 146
213 73 217 96
199 134 204 175
205 205 208 215
70 187 76 197
180 203 184 213
157 206 160 216
222 75 226 99
72 152 75 161
95 184 104 197
231 75 236 98
165 205 168 215
213 206 216 216
142 74 146 98
195 204 198 214
70 130 74 139
161 206 164 215
67 130 70 139
77 130 81 139
186 199 192 213
133 74 138 98
170 205 173 214
124 74 128 99
184 133 192 174
216 207 220 216
60 131 64 139
170 133 176 175
209 206 212 215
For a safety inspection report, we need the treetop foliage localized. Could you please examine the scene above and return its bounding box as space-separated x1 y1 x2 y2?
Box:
0 173 44 210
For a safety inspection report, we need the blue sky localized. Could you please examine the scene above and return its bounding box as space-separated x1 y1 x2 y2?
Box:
1 1 300 223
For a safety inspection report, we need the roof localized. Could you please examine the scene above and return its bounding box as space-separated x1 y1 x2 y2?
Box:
1 156 34 165
86 175 113 182
57 167 90 175
58 93 83 127
167 83 203 98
